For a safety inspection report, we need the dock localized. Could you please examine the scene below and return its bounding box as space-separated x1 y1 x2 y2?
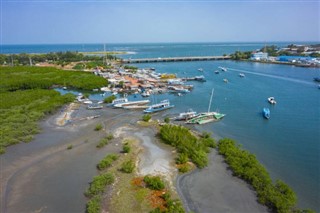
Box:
122 56 231 63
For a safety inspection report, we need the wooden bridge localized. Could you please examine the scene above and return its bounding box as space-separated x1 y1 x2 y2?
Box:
122 56 231 63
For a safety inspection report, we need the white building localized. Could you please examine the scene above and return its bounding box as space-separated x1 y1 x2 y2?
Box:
251 52 268 60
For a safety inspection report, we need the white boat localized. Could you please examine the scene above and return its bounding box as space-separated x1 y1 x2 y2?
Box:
168 86 190 93
239 73 245 77
108 98 128 107
87 104 103 110
268 97 277 104
175 109 198 121
198 68 203 72
186 89 225 124
195 75 206 82
143 100 174 113
113 99 150 108
123 105 149 109
83 100 93 104
141 91 150 97
223 79 228 83
218 66 227 72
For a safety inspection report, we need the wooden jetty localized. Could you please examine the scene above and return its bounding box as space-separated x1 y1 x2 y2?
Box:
122 56 231 63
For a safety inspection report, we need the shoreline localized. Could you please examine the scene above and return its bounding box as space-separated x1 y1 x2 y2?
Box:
1 103 272 213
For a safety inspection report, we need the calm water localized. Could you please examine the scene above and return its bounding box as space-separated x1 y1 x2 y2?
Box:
4 43 320 211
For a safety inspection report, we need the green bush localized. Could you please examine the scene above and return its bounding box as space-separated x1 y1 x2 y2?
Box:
164 117 170 123
123 143 131 153
176 153 188 164
103 95 116 104
120 160 135 173
67 144 73 150
142 114 151 122
85 173 114 197
97 154 118 170
86 196 101 213
179 164 191 173
218 138 298 213
159 124 214 169
94 124 103 131
106 133 114 140
96 137 109 148
143 176 165 190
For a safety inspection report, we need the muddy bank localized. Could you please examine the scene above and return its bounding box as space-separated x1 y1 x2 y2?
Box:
177 149 269 213
0 105 141 213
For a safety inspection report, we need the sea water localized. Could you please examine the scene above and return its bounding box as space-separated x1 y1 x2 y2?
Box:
4 42 320 211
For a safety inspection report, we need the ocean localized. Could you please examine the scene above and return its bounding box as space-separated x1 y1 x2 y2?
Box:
3 42 320 211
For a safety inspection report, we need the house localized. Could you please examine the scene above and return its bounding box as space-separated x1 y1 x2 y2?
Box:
251 52 268 60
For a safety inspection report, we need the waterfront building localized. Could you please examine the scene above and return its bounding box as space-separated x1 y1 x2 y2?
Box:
251 52 268 60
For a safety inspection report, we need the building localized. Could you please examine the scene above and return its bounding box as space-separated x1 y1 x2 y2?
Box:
251 52 268 60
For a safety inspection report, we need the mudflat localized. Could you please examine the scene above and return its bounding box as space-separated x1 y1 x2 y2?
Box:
1 103 268 213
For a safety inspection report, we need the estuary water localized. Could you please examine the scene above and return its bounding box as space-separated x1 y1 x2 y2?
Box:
3 42 320 211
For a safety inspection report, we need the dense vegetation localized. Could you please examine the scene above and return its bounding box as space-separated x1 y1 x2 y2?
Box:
218 138 313 213
0 66 107 92
159 124 216 169
85 173 115 198
97 154 118 170
230 51 252 60
0 66 108 154
0 51 117 67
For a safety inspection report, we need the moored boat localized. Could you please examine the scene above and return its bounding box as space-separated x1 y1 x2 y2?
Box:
268 97 277 104
218 66 227 72
186 88 225 124
143 100 174 113
263 108 270 119
239 73 245 77
223 79 228 83
175 109 198 121
107 98 128 107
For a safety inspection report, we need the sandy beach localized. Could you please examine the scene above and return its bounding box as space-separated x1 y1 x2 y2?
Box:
1 103 268 213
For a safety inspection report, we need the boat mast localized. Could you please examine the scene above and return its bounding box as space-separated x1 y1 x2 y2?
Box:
208 88 214 113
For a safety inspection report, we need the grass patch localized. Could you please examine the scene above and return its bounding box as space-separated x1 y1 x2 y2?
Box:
67 144 73 150
97 154 118 170
94 123 103 131
86 195 101 213
85 172 115 198
120 160 135 173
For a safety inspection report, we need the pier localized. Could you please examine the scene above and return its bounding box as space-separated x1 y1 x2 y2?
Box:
122 56 231 63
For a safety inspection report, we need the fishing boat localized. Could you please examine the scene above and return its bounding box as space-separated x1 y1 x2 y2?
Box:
113 99 150 108
198 68 203 72
263 108 270 119
175 109 198 121
268 97 277 104
186 89 225 124
239 73 245 77
143 100 174 113
218 66 227 72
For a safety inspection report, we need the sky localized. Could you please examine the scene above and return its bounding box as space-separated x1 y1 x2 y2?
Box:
1 0 319 44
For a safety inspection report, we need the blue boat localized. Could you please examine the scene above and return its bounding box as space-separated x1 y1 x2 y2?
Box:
143 100 174 113
263 108 270 119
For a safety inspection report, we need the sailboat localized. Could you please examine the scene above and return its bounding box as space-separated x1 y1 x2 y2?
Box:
186 89 225 124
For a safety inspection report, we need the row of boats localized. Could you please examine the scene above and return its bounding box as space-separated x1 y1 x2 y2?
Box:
91 88 226 125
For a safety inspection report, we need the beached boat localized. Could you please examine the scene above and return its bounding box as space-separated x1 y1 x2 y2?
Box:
219 66 227 72
143 100 174 113
186 89 225 124
268 97 277 104
175 109 198 121
107 98 128 107
87 104 103 110
123 105 149 109
239 73 245 77
113 99 150 108
263 108 270 119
